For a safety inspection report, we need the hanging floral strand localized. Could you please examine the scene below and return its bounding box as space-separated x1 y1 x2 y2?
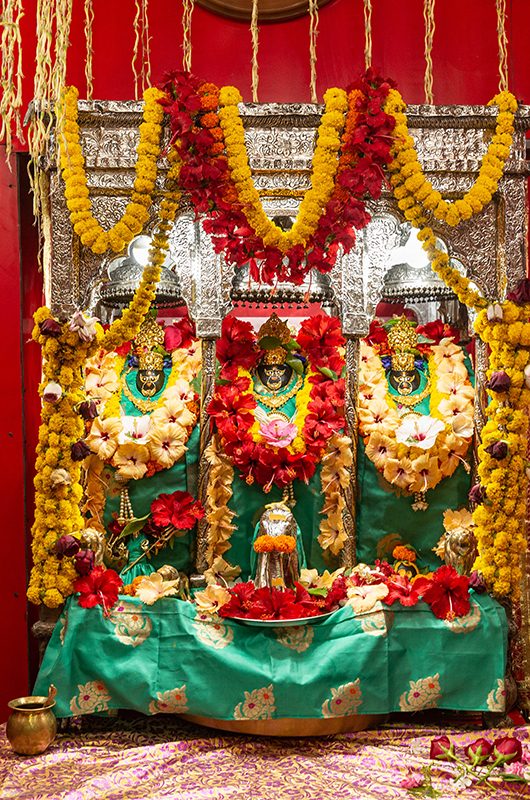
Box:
496 0 509 93
182 0 194 72
308 0 319 103
84 0 94 100
0 0 25 158
250 0 259 103
423 0 435 104
363 0 372 70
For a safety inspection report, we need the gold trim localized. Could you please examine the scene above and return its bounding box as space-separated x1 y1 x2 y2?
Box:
388 378 432 408
253 373 303 410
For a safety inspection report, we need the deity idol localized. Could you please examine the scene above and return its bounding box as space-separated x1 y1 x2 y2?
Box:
206 312 349 580
356 316 474 571
82 313 201 578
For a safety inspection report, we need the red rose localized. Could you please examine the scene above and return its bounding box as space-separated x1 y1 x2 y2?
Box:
493 736 523 763
430 735 455 761
74 566 122 613
465 738 493 765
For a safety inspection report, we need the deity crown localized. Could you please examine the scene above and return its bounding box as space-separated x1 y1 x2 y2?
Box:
258 313 292 365
134 316 165 371
387 316 418 373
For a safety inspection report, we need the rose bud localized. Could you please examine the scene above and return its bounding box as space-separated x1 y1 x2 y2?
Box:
468 483 485 505
74 549 95 576
78 400 98 421
507 278 530 305
485 441 508 460
42 382 63 403
486 303 503 322
50 468 72 488
469 570 487 593
400 773 424 789
71 439 91 461
493 736 523 763
54 534 80 559
39 317 62 337
430 735 455 761
465 738 493 765
486 371 511 392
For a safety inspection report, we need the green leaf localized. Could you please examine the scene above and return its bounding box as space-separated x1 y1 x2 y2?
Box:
284 338 299 351
286 357 304 375
120 514 150 539
318 366 338 381
307 587 328 597
259 335 283 350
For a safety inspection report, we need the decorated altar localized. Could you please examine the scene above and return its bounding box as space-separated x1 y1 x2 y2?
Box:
24 52 530 735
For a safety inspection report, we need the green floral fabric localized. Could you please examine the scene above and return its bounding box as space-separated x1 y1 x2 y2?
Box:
35 592 507 719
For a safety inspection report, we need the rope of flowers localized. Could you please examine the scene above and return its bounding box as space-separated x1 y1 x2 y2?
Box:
471 293 530 599
318 432 352 555
358 335 473 500
28 148 184 607
217 85 348 252
384 87 516 310
385 87 516 227
204 435 236 564
57 85 165 255
161 69 395 285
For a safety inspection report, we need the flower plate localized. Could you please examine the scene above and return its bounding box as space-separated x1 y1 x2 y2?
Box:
229 609 339 627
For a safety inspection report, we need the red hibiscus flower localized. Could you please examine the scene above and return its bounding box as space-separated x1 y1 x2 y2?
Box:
322 575 348 611
163 316 196 351
416 320 460 345
216 316 260 378
114 340 132 357
415 566 470 620
382 575 421 607
218 581 261 618
150 491 205 530
297 314 345 362
74 566 122 614
365 319 390 352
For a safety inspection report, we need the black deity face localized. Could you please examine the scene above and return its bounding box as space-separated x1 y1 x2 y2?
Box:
257 363 293 392
388 369 421 396
136 369 166 398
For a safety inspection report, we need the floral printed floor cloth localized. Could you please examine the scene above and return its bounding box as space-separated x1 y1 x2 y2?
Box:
1 715 530 799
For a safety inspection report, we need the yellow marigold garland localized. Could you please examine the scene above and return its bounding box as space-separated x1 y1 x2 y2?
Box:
57 85 165 255
27 310 96 607
217 86 348 253
472 303 530 599
29 144 183 606
385 87 516 228
384 87 518 310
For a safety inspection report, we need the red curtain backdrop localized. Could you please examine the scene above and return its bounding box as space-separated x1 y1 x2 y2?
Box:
4 0 530 720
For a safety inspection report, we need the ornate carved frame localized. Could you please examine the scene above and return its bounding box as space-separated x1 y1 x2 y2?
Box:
43 99 530 707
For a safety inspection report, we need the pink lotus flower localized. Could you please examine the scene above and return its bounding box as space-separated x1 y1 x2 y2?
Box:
259 418 298 448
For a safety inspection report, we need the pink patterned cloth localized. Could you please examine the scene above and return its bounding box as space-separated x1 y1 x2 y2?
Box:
1 718 530 799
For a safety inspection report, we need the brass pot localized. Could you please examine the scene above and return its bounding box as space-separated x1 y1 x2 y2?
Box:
6 696 57 756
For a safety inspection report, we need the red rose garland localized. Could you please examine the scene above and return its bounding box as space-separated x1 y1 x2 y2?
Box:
160 69 395 285
208 314 346 491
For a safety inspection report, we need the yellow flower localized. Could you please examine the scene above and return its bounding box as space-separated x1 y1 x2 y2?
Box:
194 584 232 614
112 441 149 480
86 417 121 460
148 423 187 469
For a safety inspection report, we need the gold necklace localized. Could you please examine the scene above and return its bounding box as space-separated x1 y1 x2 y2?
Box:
388 378 432 408
252 373 303 410
121 373 167 413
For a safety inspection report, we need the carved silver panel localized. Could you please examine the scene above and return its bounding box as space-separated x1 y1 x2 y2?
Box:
45 99 530 318
167 213 232 338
